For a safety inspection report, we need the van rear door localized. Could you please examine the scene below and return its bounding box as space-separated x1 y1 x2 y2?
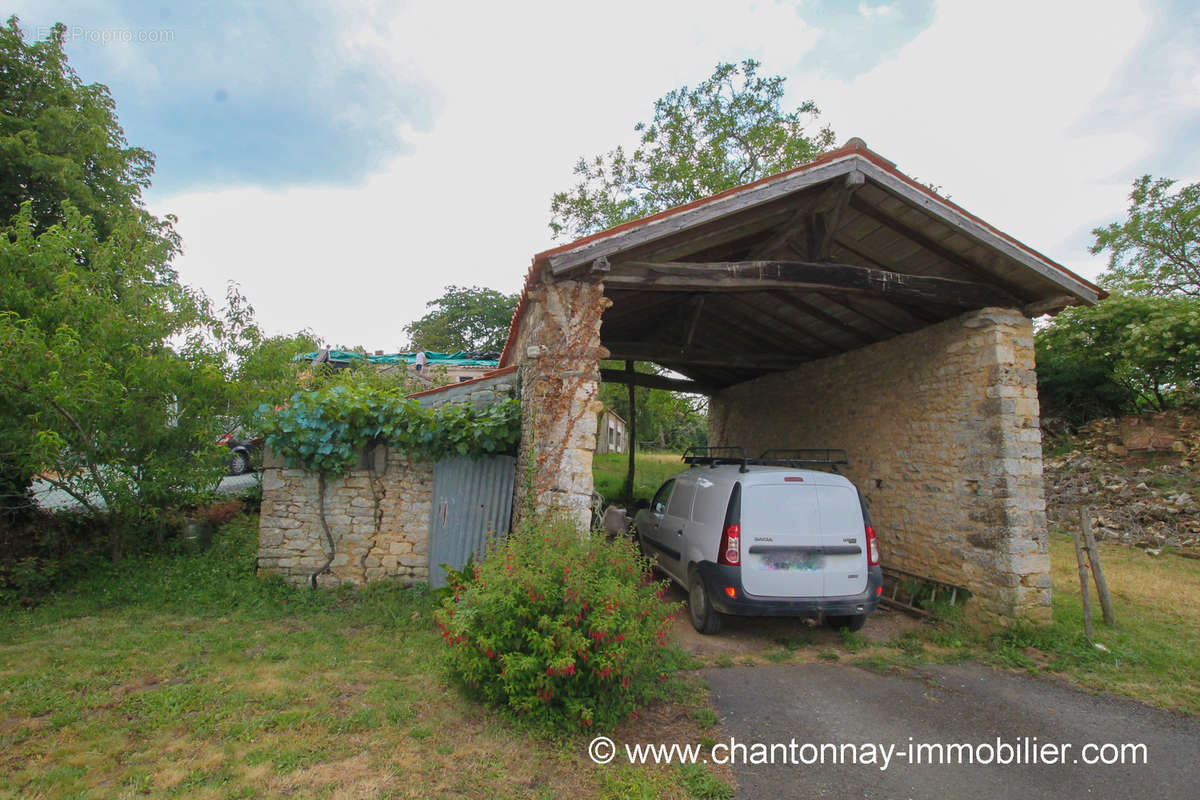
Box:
740 478 867 598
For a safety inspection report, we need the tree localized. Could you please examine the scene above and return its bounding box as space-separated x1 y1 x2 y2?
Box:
217 282 320 430
0 18 156 239
549 59 835 240
0 204 229 557
1091 175 1200 297
1036 293 1200 425
404 285 518 354
0 21 228 556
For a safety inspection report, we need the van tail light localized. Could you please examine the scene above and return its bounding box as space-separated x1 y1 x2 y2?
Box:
865 525 880 566
719 483 742 567
718 523 741 566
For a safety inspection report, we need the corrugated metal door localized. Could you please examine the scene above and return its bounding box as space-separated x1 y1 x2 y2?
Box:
429 455 516 589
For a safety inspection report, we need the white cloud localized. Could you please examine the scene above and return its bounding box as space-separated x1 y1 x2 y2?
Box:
153 0 1193 347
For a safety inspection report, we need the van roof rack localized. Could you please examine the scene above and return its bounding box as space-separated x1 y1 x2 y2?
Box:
757 449 849 471
681 447 849 473
682 447 749 472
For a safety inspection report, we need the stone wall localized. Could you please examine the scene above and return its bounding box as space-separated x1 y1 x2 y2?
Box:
259 447 434 587
510 279 608 529
708 307 1049 623
258 371 520 587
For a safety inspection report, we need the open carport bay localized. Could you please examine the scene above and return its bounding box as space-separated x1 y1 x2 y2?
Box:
703 661 1199 800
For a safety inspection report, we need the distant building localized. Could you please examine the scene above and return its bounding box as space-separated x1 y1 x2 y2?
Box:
595 408 627 455
303 349 499 386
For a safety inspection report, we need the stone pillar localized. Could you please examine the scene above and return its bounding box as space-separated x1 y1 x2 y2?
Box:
969 309 1051 623
512 279 609 530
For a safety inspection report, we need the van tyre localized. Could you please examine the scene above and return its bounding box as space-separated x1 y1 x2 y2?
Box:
824 614 866 632
688 572 723 635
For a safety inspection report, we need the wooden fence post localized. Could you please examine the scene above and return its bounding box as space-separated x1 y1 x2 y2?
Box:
1081 508 1115 626
1072 526 1094 642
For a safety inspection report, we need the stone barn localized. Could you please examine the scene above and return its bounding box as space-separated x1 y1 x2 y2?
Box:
500 138 1102 623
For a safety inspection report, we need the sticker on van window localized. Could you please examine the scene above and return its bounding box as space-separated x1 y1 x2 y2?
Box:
759 552 825 571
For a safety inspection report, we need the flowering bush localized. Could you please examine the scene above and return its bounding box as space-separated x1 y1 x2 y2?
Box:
434 515 680 731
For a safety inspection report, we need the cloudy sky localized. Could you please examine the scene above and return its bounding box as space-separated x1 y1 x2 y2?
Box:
14 0 1200 348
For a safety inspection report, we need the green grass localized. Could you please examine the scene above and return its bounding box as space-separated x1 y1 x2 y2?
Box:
593 452 686 503
0 515 726 799
976 531 1200 712
887 530 1200 714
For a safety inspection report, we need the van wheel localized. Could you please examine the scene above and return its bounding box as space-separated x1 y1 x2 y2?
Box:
824 614 866 632
688 572 723 635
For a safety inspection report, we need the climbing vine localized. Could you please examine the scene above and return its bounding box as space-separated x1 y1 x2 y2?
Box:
259 378 521 587
258 382 521 477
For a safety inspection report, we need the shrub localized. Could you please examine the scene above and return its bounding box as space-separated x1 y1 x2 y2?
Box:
434 515 679 732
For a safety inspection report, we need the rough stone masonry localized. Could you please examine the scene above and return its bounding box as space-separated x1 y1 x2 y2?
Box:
257 373 516 587
708 307 1049 623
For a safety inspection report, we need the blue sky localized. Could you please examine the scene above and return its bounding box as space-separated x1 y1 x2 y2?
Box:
10 0 1200 346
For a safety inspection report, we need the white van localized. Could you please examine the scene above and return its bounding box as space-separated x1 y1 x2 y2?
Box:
633 448 882 634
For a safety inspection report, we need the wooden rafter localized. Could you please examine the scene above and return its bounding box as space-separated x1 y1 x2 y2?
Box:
848 196 1034 301
604 260 1021 309
719 294 844 352
773 293 878 346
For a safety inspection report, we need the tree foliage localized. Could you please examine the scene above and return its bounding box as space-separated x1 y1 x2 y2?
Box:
1036 293 1200 424
0 20 228 551
0 18 156 239
1092 175 1200 298
0 203 228 544
216 282 320 431
597 363 707 454
549 59 835 240
403 285 517 354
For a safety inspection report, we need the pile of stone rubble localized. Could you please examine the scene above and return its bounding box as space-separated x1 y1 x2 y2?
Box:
1042 411 1200 555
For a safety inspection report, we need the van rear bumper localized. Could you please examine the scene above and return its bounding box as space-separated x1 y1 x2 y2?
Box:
696 561 883 618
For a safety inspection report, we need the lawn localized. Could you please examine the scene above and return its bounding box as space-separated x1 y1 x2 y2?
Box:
970 530 1200 714
0 515 729 799
592 453 685 503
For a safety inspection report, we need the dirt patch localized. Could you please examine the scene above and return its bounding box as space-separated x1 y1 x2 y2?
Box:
661 584 925 659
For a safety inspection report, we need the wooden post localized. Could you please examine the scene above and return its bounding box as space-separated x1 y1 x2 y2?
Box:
619 361 637 504
1072 527 1094 642
1082 508 1115 626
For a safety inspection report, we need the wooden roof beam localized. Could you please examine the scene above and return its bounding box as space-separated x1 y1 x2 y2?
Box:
604 260 1022 309
602 342 809 371
599 368 712 395
848 196 1034 301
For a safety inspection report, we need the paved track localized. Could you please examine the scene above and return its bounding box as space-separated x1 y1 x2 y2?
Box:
704 661 1199 800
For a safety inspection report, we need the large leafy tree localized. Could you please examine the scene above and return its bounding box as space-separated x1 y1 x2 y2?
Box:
1091 175 1200 297
0 205 228 554
549 59 835 240
1036 293 1200 424
0 18 155 239
404 285 518 354
0 20 228 552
